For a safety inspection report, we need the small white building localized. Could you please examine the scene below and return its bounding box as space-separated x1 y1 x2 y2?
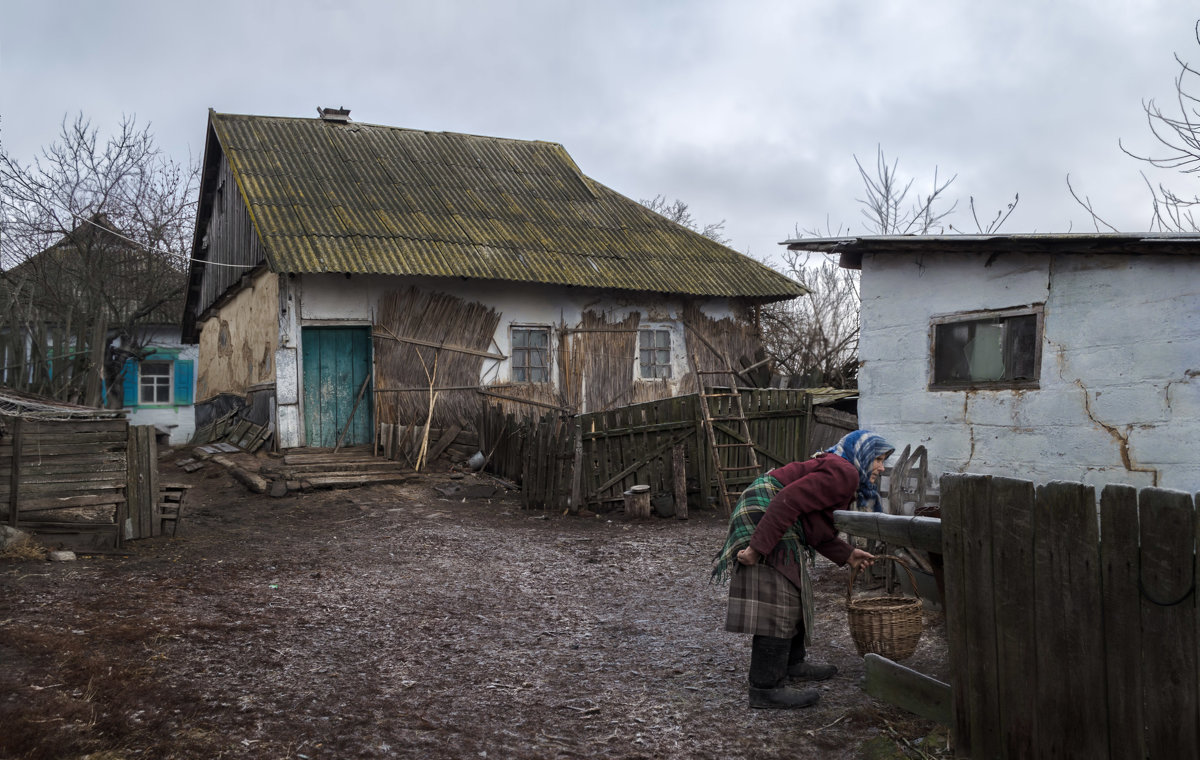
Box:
785 234 1200 492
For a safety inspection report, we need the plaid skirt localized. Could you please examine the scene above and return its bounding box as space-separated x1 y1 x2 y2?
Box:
725 557 814 641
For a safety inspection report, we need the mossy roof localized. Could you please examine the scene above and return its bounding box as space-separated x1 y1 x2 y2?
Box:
205 111 803 301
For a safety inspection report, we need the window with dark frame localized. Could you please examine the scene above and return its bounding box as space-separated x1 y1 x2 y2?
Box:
639 328 672 379
140 361 173 404
511 326 550 383
930 306 1042 390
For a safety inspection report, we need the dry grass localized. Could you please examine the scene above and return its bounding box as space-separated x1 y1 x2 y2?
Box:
0 535 47 561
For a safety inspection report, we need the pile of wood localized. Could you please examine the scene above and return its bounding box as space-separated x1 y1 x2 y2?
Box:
192 409 271 452
376 423 479 468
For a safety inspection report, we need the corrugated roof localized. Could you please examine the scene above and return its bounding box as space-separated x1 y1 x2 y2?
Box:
784 233 1200 270
208 111 804 300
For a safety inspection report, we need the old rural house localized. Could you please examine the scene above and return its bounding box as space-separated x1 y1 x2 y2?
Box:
182 108 803 451
786 233 1200 492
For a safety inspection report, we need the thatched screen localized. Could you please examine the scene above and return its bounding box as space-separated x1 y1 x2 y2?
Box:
374 288 500 430
575 310 640 413
680 303 763 392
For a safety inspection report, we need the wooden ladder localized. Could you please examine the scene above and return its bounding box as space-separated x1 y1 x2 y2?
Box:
691 350 760 514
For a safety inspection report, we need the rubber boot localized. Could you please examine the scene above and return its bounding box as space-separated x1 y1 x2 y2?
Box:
748 635 820 709
787 634 838 682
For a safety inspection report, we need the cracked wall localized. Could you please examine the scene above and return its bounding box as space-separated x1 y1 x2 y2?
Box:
857 251 1200 492
195 268 279 403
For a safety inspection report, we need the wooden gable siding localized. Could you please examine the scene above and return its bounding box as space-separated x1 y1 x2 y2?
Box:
191 155 267 326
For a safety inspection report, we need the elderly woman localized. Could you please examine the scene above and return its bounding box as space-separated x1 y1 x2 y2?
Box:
712 429 894 709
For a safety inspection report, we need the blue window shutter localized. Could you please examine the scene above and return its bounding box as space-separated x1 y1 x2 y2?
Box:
173 359 194 406
123 359 139 406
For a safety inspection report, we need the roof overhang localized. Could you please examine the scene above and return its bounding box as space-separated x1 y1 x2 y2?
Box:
781 233 1200 270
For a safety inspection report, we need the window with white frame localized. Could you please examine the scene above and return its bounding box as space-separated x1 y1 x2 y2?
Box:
140 361 173 404
930 305 1042 390
511 326 550 383
638 328 672 379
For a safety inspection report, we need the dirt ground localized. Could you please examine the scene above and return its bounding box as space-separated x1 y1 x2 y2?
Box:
0 450 951 760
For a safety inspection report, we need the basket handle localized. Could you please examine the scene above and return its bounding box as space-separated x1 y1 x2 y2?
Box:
847 554 920 603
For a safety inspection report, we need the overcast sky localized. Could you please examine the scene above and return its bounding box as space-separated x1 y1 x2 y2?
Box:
3 1 1199 268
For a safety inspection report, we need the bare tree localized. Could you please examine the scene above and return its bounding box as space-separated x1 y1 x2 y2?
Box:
759 250 860 388
854 145 959 235
769 148 1018 388
0 113 197 405
1117 19 1200 231
640 194 731 245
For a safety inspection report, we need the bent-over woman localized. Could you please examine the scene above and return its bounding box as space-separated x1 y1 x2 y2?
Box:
712 429 894 709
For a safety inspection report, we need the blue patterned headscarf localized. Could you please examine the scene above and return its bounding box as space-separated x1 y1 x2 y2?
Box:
824 430 895 512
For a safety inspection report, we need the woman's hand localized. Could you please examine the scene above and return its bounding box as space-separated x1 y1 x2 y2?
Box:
847 548 875 571
736 546 761 566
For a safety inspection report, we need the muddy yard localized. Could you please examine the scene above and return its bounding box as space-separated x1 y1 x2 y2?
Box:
1 452 950 759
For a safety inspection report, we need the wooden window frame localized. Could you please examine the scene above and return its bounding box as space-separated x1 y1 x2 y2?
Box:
140 360 174 405
928 304 1043 391
510 325 551 384
637 327 673 380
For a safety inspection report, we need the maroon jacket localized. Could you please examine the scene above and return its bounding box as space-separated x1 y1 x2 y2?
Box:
749 454 859 568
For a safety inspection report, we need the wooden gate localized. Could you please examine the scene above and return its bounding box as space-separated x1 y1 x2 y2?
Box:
479 404 576 510
1 415 160 550
940 474 1199 758
578 389 820 512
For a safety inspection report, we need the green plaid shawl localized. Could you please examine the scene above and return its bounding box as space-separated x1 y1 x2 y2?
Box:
711 474 813 584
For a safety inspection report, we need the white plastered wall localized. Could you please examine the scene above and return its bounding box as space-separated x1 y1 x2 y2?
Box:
273 273 742 448
857 251 1200 492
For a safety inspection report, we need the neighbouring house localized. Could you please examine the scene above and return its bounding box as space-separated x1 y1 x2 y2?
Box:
785 233 1200 492
117 325 197 445
0 215 194 442
182 108 804 451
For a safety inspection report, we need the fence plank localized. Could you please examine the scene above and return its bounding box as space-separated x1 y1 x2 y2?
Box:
1099 484 1144 760
939 474 973 758
862 653 953 726
991 476 1037 759
1139 488 1199 757
1034 481 1106 759
959 475 1001 757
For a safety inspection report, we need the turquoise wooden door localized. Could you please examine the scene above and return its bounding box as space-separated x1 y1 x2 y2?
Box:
302 326 372 447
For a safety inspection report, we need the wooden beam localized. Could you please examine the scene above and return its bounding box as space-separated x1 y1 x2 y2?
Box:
8 416 20 527
862 653 953 726
476 389 573 413
373 328 506 360
833 510 942 553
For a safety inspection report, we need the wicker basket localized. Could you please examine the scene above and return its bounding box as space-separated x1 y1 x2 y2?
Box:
847 555 924 661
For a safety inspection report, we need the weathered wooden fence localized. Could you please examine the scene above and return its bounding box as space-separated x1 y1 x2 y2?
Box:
482 390 856 512
940 474 1200 759
479 405 577 510
0 415 160 550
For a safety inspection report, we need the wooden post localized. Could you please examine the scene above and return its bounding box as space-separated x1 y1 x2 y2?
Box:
8 416 21 527
625 485 651 518
672 444 688 520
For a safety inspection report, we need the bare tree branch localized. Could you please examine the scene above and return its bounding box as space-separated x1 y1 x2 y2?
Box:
0 113 198 405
